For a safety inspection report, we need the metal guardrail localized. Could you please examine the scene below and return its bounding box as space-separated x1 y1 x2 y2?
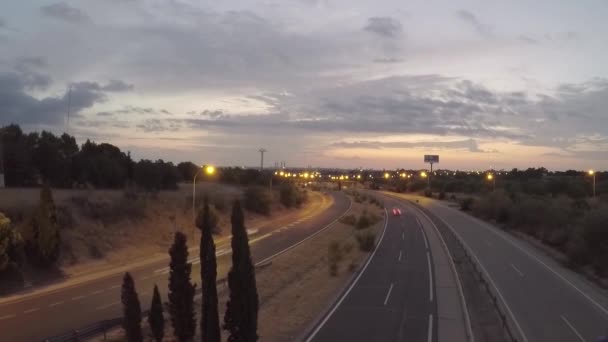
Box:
43 317 123 342
411 202 525 342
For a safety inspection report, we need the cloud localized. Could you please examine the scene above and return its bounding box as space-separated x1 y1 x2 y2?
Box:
373 57 404 64
364 17 403 38
136 119 181 133
518 35 539 45
101 79 134 92
330 138 489 153
16 56 47 69
0 18 5 29
40 2 90 23
0 72 106 126
456 10 492 37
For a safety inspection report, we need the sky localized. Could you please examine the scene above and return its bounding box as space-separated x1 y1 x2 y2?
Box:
1 0 607 170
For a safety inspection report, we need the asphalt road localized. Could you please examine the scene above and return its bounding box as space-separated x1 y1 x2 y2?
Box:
396 194 608 342
307 195 438 342
0 191 351 342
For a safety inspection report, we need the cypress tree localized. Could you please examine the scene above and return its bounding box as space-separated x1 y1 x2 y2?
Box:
148 284 164 342
168 231 196 342
223 200 259 342
121 272 143 342
199 199 221 342
27 183 60 267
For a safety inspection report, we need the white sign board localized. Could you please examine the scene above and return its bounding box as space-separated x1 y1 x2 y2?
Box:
424 155 439 164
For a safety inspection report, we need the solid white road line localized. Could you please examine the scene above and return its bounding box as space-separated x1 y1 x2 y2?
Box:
383 283 394 306
560 315 586 342
426 207 529 342
49 301 64 307
71 295 85 301
510 264 524 277
23 308 40 314
398 250 402 262
422 228 429 250
304 208 388 342
95 301 120 311
402 232 405 240
427 314 433 342
0 314 16 321
426 252 433 302
450 207 608 318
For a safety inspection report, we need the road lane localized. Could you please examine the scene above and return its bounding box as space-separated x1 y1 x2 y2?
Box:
307 196 437 342
0 191 350 342
398 194 608 342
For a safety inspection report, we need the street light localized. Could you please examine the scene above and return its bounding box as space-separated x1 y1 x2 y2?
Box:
487 173 495 191
192 164 215 241
384 173 390 179
589 170 596 198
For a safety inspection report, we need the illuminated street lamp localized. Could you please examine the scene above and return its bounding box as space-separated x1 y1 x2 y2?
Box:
192 164 215 238
589 170 596 198
487 173 495 191
420 171 427 178
384 172 390 179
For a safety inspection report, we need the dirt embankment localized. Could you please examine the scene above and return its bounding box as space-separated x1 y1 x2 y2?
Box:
0 183 313 283
104 192 385 342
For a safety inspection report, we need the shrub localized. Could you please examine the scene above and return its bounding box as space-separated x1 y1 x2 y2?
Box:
355 232 376 252
460 197 474 211
340 214 357 226
438 191 446 200
328 241 342 276
196 205 221 235
243 185 272 215
356 210 381 230
582 207 608 275
213 195 227 213
473 191 512 223
423 189 432 198
0 213 23 273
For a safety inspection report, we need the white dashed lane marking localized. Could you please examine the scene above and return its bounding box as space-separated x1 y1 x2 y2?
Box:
109 284 120 290
71 295 85 301
49 301 64 307
91 289 104 295
95 301 120 311
0 314 16 321
23 308 40 314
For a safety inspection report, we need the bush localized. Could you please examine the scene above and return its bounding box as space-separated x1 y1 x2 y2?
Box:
438 191 446 200
356 210 382 230
472 191 512 223
340 214 357 226
582 207 608 275
423 188 433 198
243 186 272 215
213 195 227 213
356 232 376 252
460 197 474 211
328 241 343 276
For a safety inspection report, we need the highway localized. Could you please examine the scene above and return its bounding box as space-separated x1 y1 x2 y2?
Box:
307 195 439 342
390 193 608 342
0 191 351 342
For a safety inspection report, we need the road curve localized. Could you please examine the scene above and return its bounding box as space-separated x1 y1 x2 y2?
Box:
392 193 608 342
305 195 438 342
0 191 351 342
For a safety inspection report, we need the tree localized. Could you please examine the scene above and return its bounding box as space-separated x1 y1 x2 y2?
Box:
177 161 200 182
148 284 164 342
121 272 143 342
168 231 196 341
0 213 23 272
199 199 221 342
25 184 60 267
223 200 259 342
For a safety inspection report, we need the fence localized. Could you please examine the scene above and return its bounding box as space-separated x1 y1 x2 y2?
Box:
412 202 525 342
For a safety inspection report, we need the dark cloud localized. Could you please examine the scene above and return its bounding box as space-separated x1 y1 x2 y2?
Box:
518 35 539 45
96 111 113 117
136 119 182 133
330 138 488 153
16 56 47 69
364 17 403 38
40 2 90 23
0 72 105 126
456 10 492 37
101 79 134 92
201 110 225 118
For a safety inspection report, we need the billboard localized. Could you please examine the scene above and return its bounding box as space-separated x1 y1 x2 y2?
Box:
424 155 439 164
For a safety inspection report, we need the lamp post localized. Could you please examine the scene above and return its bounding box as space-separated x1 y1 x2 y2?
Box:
420 171 428 187
192 165 215 221
589 170 596 198
487 173 495 191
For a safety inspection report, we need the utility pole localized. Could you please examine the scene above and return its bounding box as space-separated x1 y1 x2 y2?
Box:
259 148 266 171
